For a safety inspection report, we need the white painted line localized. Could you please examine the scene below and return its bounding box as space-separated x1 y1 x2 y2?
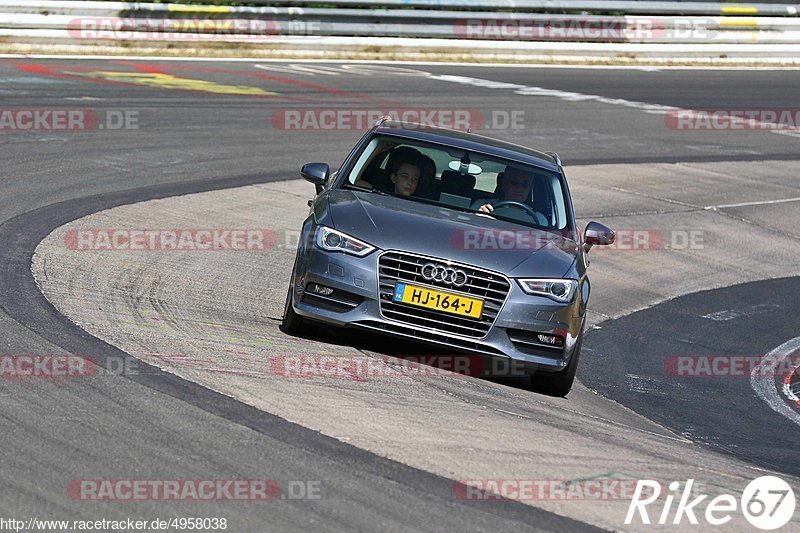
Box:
705 197 800 210
750 336 800 429
255 63 343 76
702 304 781 321
425 72 800 139
703 310 747 321
771 129 800 138
494 408 532 419
427 72 681 114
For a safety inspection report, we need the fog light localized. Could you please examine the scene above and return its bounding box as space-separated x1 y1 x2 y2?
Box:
536 334 564 348
308 283 334 296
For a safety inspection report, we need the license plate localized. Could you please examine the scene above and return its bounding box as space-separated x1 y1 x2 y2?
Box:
393 283 483 319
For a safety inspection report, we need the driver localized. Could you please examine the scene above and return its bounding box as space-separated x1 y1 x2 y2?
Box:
471 166 547 225
472 166 533 213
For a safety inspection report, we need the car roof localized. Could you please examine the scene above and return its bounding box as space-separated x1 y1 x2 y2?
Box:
374 120 561 172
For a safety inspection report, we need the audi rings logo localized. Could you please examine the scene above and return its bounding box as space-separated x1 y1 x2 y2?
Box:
421 263 468 287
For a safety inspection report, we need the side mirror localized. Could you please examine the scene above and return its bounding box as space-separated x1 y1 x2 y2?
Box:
583 221 615 253
301 162 330 194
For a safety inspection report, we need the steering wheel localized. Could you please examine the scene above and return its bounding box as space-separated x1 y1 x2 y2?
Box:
491 201 548 226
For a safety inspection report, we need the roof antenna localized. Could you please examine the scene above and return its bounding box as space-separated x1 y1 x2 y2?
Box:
375 115 392 127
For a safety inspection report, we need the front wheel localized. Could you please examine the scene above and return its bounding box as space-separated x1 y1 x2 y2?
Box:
529 330 583 397
280 286 307 335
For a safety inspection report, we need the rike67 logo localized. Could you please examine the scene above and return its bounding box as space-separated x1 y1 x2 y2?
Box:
626 476 796 530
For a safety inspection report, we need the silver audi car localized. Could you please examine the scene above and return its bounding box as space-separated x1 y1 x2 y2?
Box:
281 118 614 395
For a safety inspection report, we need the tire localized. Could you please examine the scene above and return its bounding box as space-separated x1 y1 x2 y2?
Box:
280 286 307 335
529 330 583 397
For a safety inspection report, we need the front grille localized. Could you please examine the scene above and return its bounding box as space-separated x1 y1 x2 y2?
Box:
378 251 510 338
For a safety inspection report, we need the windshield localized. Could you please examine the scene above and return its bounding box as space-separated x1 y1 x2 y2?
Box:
343 134 569 231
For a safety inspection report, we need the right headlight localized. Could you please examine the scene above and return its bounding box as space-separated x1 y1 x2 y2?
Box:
516 278 578 303
314 226 375 257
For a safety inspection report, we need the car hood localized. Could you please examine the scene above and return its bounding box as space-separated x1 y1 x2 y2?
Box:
326 190 578 278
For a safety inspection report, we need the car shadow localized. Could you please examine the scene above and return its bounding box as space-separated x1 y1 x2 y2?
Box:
282 320 541 393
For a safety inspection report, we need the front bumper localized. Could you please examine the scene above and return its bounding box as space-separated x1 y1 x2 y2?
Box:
291 246 583 372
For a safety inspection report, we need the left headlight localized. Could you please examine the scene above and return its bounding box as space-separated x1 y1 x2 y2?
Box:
516 278 578 303
314 226 375 257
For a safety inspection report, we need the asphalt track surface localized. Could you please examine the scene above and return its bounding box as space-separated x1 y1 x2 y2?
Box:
582 277 800 477
1 58 799 531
